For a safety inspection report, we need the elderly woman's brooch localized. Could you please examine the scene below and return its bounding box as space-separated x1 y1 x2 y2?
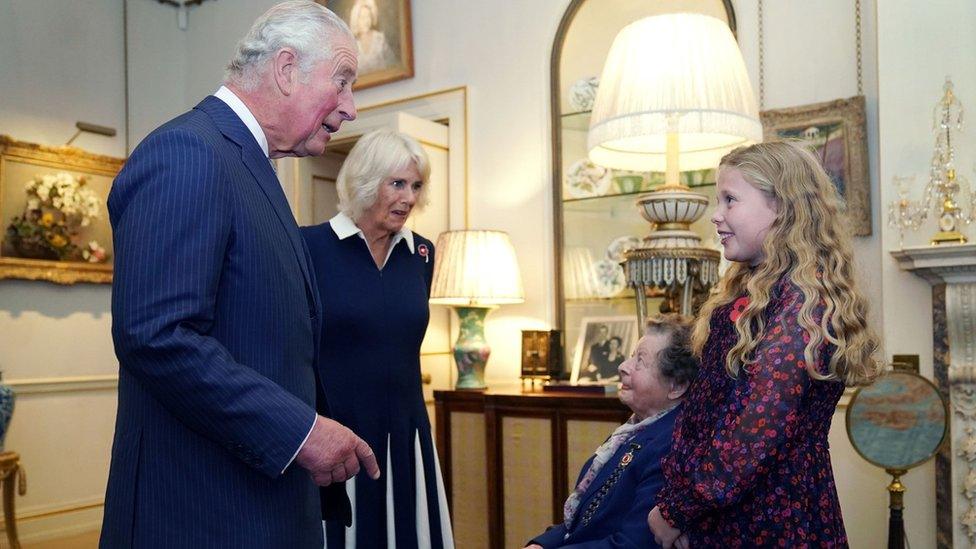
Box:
619 442 641 467
418 244 429 263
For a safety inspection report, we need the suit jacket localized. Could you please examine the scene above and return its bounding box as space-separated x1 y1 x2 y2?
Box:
529 406 681 549
100 96 329 548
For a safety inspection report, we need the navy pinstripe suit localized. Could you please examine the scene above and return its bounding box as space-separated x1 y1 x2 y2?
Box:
101 96 329 548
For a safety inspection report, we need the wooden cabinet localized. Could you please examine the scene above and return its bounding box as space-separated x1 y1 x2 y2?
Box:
434 387 630 549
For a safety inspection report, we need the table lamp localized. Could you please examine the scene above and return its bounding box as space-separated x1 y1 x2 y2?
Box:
429 230 524 389
587 12 762 322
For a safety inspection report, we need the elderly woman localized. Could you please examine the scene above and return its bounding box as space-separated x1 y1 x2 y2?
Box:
301 129 453 548
349 0 396 73
526 315 699 548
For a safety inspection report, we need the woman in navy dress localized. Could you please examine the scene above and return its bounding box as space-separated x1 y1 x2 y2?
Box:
301 129 453 548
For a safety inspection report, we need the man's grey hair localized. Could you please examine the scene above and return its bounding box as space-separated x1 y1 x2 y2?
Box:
225 1 353 91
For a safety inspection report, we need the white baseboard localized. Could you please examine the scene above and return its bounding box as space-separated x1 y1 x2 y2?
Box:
2 498 103 544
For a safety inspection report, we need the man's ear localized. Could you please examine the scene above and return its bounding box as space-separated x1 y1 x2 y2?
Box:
272 48 299 95
668 381 689 401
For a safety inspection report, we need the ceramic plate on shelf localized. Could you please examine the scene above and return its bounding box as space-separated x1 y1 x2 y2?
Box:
606 235 641 263
569 76 599 112
565 158 612 199
592 259 626 297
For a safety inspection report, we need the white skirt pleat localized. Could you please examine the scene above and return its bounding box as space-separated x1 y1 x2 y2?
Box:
324 429 454 549
385 434 396 549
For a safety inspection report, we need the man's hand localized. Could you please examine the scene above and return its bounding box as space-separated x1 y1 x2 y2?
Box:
295 415 380 486
648 505 682 548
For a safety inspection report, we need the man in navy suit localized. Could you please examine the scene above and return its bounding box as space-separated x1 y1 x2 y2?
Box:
101 2 378 547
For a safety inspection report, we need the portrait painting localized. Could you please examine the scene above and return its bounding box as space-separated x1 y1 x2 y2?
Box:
570 316 638 385
761 96 871 236
0 136 124 284
319 0 414 89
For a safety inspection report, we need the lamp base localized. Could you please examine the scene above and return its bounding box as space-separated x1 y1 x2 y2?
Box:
451 306 492 390
931 230 968 245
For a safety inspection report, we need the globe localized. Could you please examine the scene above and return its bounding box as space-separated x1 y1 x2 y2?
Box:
846 371 947 470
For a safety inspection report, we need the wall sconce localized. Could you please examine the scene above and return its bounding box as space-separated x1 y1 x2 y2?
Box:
156 0 213 30
65 121 117 147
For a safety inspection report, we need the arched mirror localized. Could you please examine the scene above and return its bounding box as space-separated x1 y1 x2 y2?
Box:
551 0 736 380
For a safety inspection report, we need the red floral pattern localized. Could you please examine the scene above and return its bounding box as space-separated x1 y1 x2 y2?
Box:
657 278 848 547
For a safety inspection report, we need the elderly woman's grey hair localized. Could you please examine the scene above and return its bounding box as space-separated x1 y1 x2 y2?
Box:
336 129 431 222
645 314 699 387
225 0 353 92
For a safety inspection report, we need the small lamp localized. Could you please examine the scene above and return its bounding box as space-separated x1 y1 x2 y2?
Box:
430 230 524 389
587 13 762 321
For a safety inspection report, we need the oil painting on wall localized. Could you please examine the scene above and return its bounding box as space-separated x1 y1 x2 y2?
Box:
0 136 124 284
319 0 414 89
761 96 871 236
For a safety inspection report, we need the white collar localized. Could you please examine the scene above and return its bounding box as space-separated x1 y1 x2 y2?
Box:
330 211 415 255
213 85 269 158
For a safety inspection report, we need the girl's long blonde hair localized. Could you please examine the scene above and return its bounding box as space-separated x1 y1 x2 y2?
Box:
692 142 881 387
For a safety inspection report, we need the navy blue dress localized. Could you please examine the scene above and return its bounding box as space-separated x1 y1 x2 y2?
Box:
301 220 452 548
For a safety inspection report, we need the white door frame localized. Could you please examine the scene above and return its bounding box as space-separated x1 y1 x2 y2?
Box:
278 86 469 230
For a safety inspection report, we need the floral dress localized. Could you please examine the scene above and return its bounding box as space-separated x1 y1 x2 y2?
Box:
656 277 848 547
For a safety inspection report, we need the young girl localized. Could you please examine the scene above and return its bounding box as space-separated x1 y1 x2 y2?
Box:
647 142 881 548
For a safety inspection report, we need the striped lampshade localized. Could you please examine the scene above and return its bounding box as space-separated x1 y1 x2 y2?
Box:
429 230 524 306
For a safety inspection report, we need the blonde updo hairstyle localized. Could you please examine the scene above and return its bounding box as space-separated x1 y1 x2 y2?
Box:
336 129 431 223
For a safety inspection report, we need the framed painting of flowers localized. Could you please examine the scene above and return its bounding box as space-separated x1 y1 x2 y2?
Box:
0 136 123 284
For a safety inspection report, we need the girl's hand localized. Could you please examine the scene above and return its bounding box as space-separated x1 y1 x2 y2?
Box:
675 533 690 549
648 505 682 548
524 545 543 549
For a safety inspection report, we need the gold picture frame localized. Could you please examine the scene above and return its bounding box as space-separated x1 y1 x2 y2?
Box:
0 136 124 285
761 96 872 236
320 0 414 90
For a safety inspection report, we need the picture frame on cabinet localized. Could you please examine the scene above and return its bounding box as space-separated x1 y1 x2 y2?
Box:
761 95 871 236
319 0 414 90
0 136 124 284
570 316 638 385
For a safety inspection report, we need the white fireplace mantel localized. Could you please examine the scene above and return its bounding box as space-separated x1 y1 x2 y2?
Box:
891 243 976 284
891 243 976 546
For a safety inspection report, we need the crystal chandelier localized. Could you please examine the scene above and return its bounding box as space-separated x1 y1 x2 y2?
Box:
889 77 976 245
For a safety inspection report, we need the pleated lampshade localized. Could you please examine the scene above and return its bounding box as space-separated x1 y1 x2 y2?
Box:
429 230 524 306
587 13 762 172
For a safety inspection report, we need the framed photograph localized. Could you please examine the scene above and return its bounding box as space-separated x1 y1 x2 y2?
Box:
570 316 639 385
761 95 871 236
0 136 124 284
319 0 414 90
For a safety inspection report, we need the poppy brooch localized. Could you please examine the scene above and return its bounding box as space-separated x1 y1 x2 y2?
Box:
730 296 750 322
418 243 429 263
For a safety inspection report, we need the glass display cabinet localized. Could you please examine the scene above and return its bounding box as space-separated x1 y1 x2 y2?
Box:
550 0 736 378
